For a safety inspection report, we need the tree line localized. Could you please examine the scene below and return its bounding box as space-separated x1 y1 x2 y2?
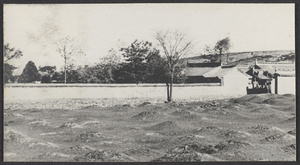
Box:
4 30 231 102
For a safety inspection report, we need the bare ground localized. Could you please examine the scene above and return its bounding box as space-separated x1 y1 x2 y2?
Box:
4 94 296 162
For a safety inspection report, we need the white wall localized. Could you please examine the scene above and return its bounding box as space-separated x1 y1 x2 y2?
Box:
223 69 250 96
4 84 244 101
277 76 295 94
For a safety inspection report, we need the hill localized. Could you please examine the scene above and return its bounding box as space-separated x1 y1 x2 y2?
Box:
180 50 295 66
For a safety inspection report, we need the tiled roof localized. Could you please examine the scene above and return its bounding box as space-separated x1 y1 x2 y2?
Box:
203 66 233 77
186 67 216 76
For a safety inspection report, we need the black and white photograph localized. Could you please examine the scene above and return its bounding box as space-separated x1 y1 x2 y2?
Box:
3 3 296 162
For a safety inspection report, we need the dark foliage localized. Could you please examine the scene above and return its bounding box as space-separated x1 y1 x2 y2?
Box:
4 63 17 83
18 61 40 83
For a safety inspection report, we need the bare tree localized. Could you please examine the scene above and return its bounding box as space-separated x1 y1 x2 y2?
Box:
155 30 193 102
99 49 122 66
56 36 85 83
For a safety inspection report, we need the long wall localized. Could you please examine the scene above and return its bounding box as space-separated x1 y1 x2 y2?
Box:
4 83 245 101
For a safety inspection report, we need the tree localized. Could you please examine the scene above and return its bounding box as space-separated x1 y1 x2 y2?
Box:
214 37 232 64
3 43 23 83
99 49 123 83
18 61 40 83
39 66 56 83
4 64 17 83
120 40 157 83
56 36 85 83
4 43 23 63
155 30 193 102
144 51 169 83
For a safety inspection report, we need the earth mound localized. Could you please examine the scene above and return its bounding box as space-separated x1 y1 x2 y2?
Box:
61 145 95 154
214 140 250 151
145 121 181 131
74 150 134 162
138 102 151 106
172 110 191 116
262 133 295 143
59 122 81 128
132 111 158 121
151 149 219 162
4 130 29 143
287 129 296 136
249 125 284 134
197 126 224 134
282 144 296 153
124 147 160 156
281 117 296 123
232 94 294 106
219 130 250 140
169 142 217 154
72 131 107 143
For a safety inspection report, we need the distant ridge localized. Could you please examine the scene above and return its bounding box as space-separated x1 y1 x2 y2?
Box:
180 50 295 66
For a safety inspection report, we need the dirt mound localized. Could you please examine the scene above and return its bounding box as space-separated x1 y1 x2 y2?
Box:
282 144 296 153
124 147 160 156
214 140 250 151
197 126 224 134
33 152 70 161
232 94 270 104
151 150 218 162
28 141 58 149
220 130 250 140
202 108 228 115
172 110 191 116
232 94 292 106
72 131 107 143
170 142 217 154
262 133 295 142
170 102 187 107
136 135 168 145
200 101 220 108
110 104 132 111
138 102 151 106
287 129 296 136
282 105 296 111
220 151 247 161
28 120 51 129
81 105 99 110
282 94 294 97
74 150 134 162
250 107 274 113
178 114 199 121
132 111 158 121
258 114 284 121
178 135 205 142
281 117 296 123
4 130 30 143
249 125 284 134
62 145 95 154
59 122 81 128
145 121 181 131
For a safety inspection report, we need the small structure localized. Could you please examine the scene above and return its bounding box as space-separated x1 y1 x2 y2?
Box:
245 61 295 94
245 64 274 94
185 61 221 83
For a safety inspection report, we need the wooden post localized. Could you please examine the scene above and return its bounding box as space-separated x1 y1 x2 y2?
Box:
274 74 278 94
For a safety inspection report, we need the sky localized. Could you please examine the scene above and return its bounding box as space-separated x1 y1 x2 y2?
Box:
4 3 295 75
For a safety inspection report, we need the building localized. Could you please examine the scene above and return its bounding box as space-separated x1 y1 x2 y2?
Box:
245 61 295 94
185 61 221 83
185 60 251 95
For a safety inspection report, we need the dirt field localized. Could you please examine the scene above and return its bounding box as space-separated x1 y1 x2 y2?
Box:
4 94 296 162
